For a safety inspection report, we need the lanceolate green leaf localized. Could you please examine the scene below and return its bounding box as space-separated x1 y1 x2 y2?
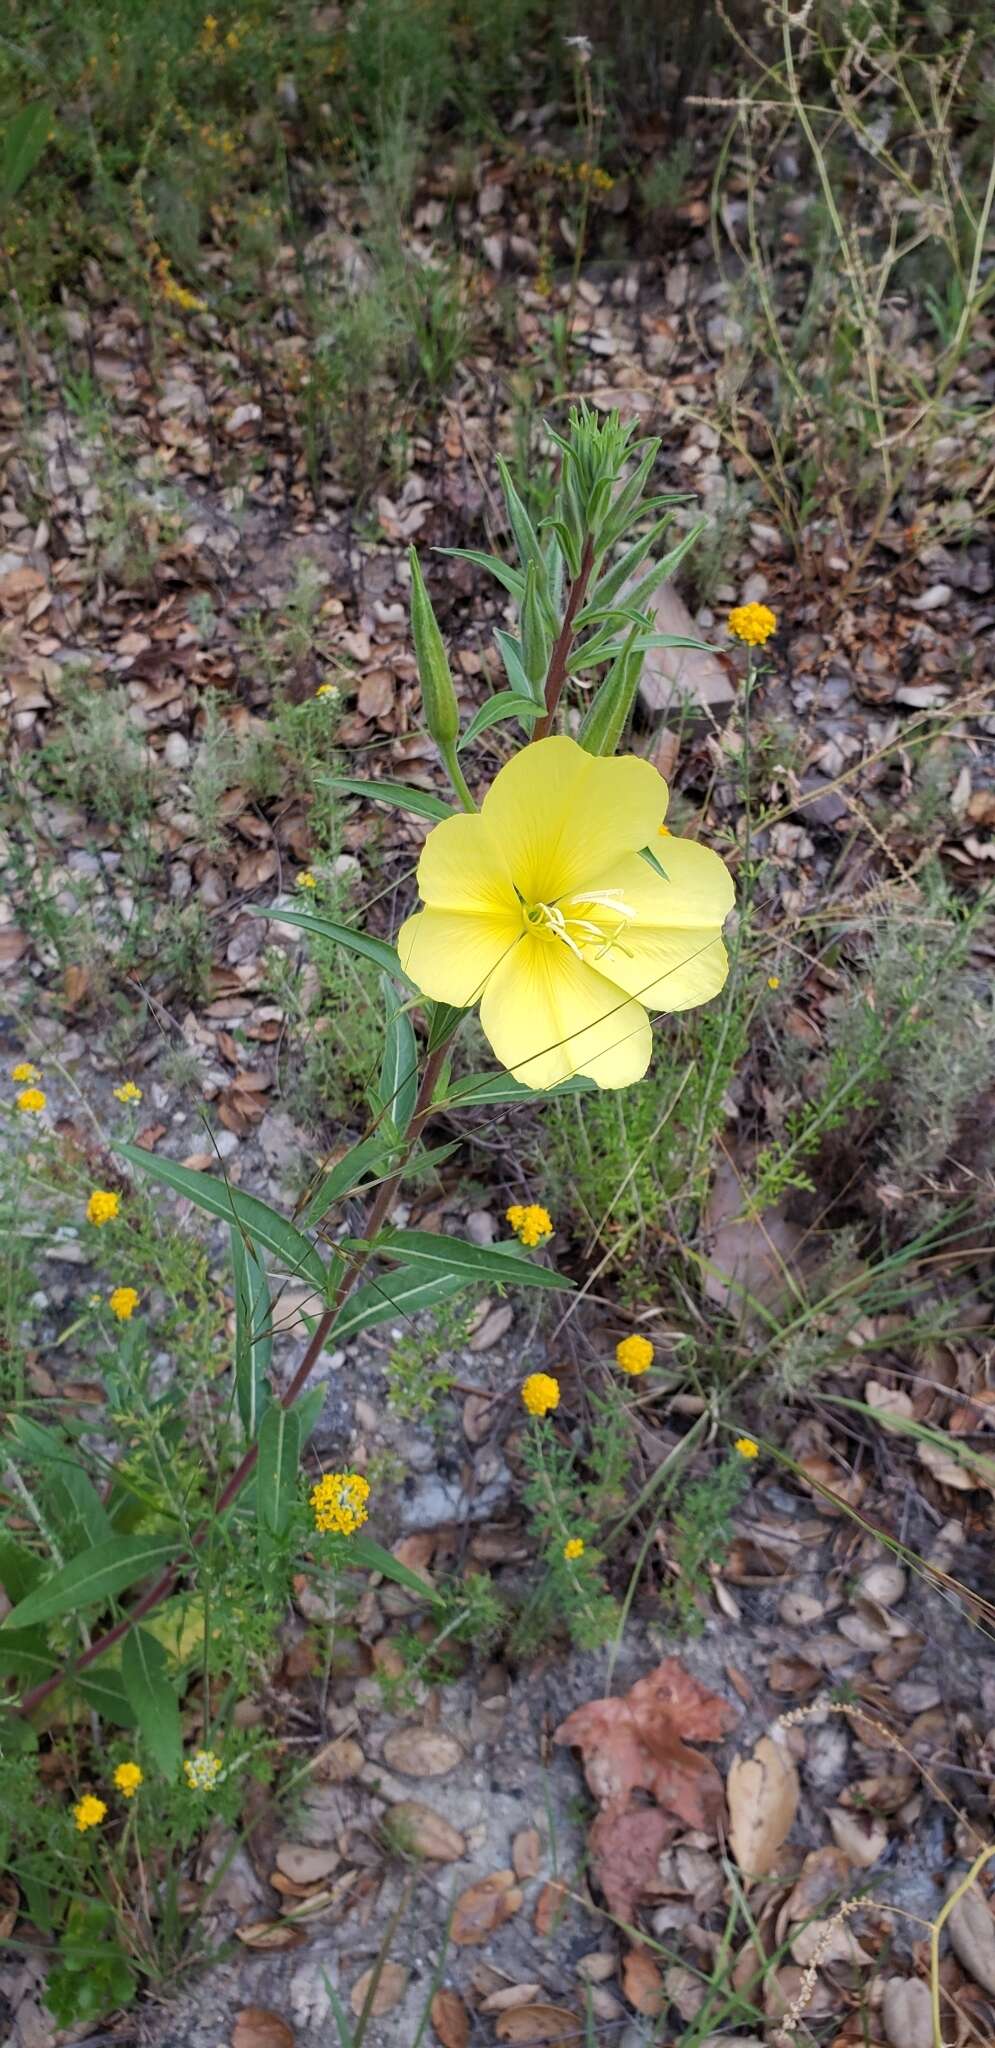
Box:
332 1264 473 1344
346 1535 438 1600
116 1144 329 1293
325 775 453 822
298 1132 389 1230
1 101 53 202
251 905 414 990
256 1404 302 1544
4 1535 180 1631
230 1226 273 1439
373 1229 573 1292
121 1627 182 1778
379 979 418 1134
7 1418 112 1547
0 1530 42 1604
443 1071 593 1107
0 1627 56 1683
438 548 526 602
493 629 540 703
74 1671 137 1729
458 690 540 751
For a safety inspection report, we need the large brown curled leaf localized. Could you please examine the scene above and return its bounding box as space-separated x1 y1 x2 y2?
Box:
587 1805 678 1925
554 1658 737 1829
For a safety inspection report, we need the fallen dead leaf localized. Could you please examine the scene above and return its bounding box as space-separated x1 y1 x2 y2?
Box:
587 1804 678 1924
790 1916 873 1968
312 1736 364 1782
554 1657 736 1829
881 1976 933 2048
231 2009 295 2048
480 1985 542 2014
916 1437 977 1490
494 2007 578 2043
826 1807 888 1869
534 1879 568 1936
388 1800 466 1862
273 1843 339 1886
512 1826 542 1878
451 1870 523 1945
727 1734 799 1879
430 1987 470 2048
382 1726 463 1777
948 1881 995 1994
622 1948 665 2016
234 1919 308 1951
350 1962 409 2017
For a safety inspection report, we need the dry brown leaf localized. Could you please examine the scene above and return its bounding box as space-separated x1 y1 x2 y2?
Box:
235 1919 308 1951
948 1883 995 1993
382 1726 463 1778
827 1807 888 1869
451 1870 523 1945
622 1948 665 2016
0 1875 18 1942
727 1735 799 1879
312 1736 364 1782
389 1800 466 1862
231 2009 295 2048
494 2006 578 2043
430 1987 470 2048
916 1438 976 1490
480 1985 542 2014
512 1826 542 1878
881 1976 933 2048
534 1879 568 1937
587 1804 678 1924
274 1843 339 1886
350 1962 409 2017
790 1917 873 1968
553 1657 736 1829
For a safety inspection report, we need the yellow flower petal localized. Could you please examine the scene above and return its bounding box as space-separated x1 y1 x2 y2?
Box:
595 836 736 929
415 809 516 914
397 906 521 1009
578 839 733 1012
479 737 668 904
479 934 651 1089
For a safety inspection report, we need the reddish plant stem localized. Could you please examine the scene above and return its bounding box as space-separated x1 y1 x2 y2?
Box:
19 1045 450 1717
531 534 596 742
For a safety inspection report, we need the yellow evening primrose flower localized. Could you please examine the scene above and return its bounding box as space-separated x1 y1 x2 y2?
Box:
73 1794 107 1833
397 737 734 1089
86 1189 120 1227
184 1748 223 1791
15 1087 46 1113
296 871 317 890
522 1371 560 1416
734 1436 759 1459
506 1202 553 1247
563 1537 585 1561
727 602 777 646
114 1081 143 1103
615 1333 653 1376
114 1761 143 1797
11 1062 40 1083
109 1287 140 1321
310 1471 370 1536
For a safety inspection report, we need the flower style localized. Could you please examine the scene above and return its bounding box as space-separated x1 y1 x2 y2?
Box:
734 1436 759 1459
563 1537 585 1561
15 1087 46 1113
73 1794 107 1833
397 738 733 1089
114 1761 143 1797
86 1189 120 1227
310 1471 370 1535
109 1286 140 1321
184 1748 223 1791
522 1372 560 1416
615 1334 653 1376
10 1062 40 1083
727 602 777 647
114 1080 143 1103
506 1202 553 1247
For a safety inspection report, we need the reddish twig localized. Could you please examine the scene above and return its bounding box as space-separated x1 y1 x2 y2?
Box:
531 534 596 741
19 1045 450 1717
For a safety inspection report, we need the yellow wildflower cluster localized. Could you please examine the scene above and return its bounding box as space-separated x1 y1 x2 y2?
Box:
506 1203 553 1248
767 974 780 990
73 1794 107 1833
615 1334 653 1376
184 1748 223 1791
316 681 340 699
114 1080 143 1103
86 1189 120 1227
109 1287 140 1321
563 1537 585 1561
521 1372 560 1417
155 256 205 313
11 1061 40 1083
296 871 317 890
114 1761 144 1798
535 156 614 192
727 602 777 647
311 1471 370 1536
15 1087 46 1114
734 1436 759 1459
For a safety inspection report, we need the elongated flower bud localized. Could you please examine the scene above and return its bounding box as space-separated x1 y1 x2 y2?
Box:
409 546 459 748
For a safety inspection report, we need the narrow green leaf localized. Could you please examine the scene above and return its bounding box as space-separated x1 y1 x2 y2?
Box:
374 1229 573 1292
325 775 453 822
0 1627 56 1683
4 1535 180 1630
639 845 670 880
493 630 542 705
116 1143 329 1293
566 627 711 674
230 1227 272 1440
425 1000 466 1051
74 1671 137 1729
7 1418 111 1547
332 1264 473 1344
298 1132 389 1230
458 690 540 751
0 1531 42 1604
379 979 418 1134
443 1071 593 1107
437 548 526 601
620 521 706 620
347 1534 437 1599
121 1627 182 1778
496 454 543 572
256 1404 302 1544
1 101 53 203
251 905 414 990
290 1385 326 1445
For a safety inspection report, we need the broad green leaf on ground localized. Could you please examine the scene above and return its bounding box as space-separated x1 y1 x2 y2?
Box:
371 1229 573 1291
443 1071 594 1107
256 1404 302 1544
3 1535 180 1630
331 1264 474 1344
250 905 414 988
230 1225 273 1439
0 1627 56 1683
121 1627 183 1778
116 1143 329 1292
324 775 453 821
379 979 418 1134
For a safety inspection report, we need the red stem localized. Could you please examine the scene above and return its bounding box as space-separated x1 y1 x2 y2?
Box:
19 1046 450 1718
531 534 596 742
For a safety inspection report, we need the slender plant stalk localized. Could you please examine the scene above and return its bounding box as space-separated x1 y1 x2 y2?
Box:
533 534 596 740
930 1844 995 2048
18 1043 451 1717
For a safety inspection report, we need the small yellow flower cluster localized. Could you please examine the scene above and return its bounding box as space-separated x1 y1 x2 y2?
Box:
184 1748 223 1791
521 1372 560 1417
296 871 317 890
727 602 777 647
734 1436 759 1459
114 1761 144 1798
506 1203 553 1248
311 1471 370 1536
563 1537 585 1561
615 1334 653 1377
86 1189 121 1227
109 1287 140 1322
11 1062 40 1083
15 1087 46 1114
155 256 204 313
767 974 780 991
114 1080 143 1103
315 682 339 700
73 1794 107 1833
535 156 614 192
199 12 218 48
